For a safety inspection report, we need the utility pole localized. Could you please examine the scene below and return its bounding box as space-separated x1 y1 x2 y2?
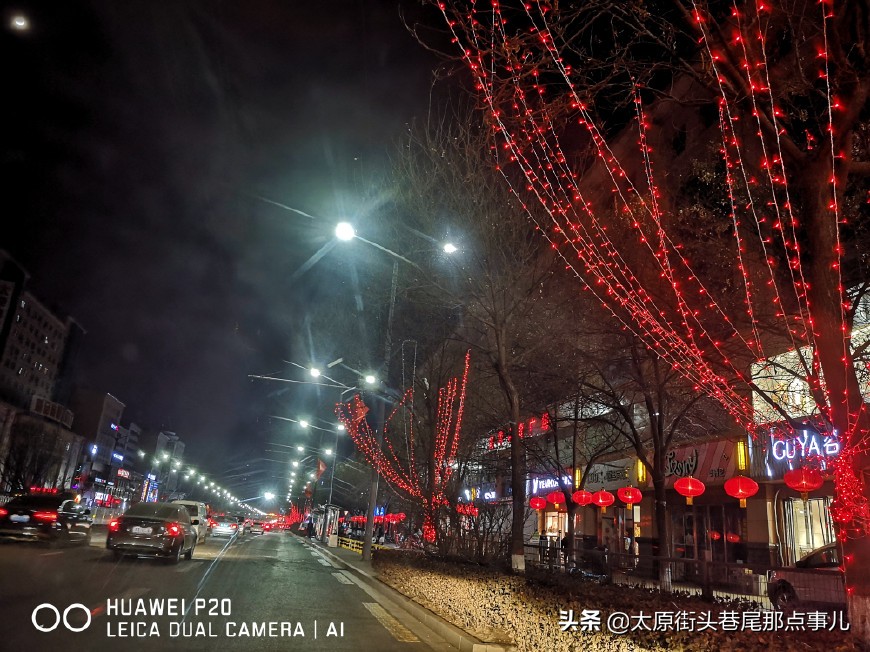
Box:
362 261 398 561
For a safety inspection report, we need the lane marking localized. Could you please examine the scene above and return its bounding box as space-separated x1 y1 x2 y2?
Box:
332 572 353 584
363 602 419 642
40 551 64 556
318 559 331 566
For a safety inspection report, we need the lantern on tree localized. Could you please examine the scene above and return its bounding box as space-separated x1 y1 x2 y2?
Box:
783 467 824 502
529 496 546 510
724 476 759 508
674 477 705 505
617 486 643 509
547 491 566 507
592 490 615 513
572 490 593 506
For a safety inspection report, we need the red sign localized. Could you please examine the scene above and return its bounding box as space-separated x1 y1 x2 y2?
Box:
487 412 550 450
117 468 130 478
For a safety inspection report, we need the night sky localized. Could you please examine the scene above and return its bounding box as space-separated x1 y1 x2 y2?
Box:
2 1 446 493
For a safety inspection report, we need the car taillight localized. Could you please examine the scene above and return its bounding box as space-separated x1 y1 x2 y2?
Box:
209 519 217 528
166 522 182 537
231 523 237 529
33 511 58 522
0 508 7 517
108 519 120 532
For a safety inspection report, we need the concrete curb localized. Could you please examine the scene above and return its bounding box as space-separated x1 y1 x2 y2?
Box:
309 536 514 652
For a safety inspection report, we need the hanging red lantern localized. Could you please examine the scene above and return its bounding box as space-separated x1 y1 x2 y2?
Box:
571 490 593 506
673 477 705 505
591 490 615 513
709 530 721 541
783 467 824 502
724 476 759 508
617 486 642 508
529 496 546 510
546 491 566 506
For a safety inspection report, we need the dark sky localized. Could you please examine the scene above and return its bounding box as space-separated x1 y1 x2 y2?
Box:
2 1 447 496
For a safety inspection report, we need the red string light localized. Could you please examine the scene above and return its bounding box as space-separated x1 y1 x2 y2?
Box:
434 0 870 535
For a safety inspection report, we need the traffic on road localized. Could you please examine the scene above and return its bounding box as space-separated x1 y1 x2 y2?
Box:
0 516 448 652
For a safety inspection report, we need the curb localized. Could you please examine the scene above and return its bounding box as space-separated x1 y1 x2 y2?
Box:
311 538 514 652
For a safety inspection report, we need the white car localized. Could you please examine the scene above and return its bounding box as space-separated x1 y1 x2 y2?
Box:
767 543 846 610
170 500 209 544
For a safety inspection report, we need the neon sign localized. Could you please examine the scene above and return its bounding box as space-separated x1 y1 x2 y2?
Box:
770 430 840 462
487 412 551 451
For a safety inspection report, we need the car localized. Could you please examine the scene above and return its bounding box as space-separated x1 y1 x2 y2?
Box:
767 542 846 610
250 520 264 535
107 502 197 563
210 515 241 538
0 492 92 545
171 500 209 544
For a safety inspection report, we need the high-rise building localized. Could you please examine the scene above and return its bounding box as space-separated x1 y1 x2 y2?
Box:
0 250 84 409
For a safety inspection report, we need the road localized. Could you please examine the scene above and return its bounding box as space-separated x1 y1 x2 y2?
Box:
0 528 455 652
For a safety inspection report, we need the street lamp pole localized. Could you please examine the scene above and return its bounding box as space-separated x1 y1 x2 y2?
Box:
362 260 398 561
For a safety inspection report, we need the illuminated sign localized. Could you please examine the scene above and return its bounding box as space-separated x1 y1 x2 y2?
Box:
91 445 98 455
117 469 130 479
112 453 124 461
770 430 840 462
110 423 119 431
487 412 551 451
528 475 572 495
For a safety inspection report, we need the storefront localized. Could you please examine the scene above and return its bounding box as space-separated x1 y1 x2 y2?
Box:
754 423 839 565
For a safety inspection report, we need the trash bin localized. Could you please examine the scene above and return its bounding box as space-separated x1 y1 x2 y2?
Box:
327 533 338 548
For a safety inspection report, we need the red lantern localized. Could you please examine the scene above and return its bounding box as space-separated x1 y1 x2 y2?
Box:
724 476 759 508
674 477 705 505
709 530 721 541
546 491 566 506
571 490 593 506
726 533 741 543
592 490 615 513
529 496 546 510
617 486 642 508
783 467 824 502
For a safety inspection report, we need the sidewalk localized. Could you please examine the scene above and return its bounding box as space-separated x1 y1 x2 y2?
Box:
295 532 512 652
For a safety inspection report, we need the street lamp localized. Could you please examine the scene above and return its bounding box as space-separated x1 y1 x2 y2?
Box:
335 222 355 241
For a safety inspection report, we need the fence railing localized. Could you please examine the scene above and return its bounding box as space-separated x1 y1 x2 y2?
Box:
524 543 847 611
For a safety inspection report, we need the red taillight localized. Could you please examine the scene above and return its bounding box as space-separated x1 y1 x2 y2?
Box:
166 522 182 537
108 519 120 532
231 523 237 529
0 508 7 517
208 519 217 528
33 511 58 522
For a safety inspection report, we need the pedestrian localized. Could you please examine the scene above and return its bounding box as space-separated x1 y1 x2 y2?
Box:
307 520 315 538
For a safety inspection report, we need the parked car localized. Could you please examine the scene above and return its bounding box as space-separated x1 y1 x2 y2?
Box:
767 542 846 610
210 515 241 538
0 492 92 545
170 500 209 544
107 502 197 563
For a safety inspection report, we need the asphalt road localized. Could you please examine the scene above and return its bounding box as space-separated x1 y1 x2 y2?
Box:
0 528 455 652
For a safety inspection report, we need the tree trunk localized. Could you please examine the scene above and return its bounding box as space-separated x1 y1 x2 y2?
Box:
652 473 672 593
802 159 870 637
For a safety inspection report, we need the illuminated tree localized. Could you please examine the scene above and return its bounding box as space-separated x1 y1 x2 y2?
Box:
335 351 471 543
431 0 870 627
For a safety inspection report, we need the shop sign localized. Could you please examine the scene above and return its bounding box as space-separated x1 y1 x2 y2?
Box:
487 412 551 451
663 440 736 487
763 427 840 479
117 468 130 478
769 429 840 462
528 475 573 495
